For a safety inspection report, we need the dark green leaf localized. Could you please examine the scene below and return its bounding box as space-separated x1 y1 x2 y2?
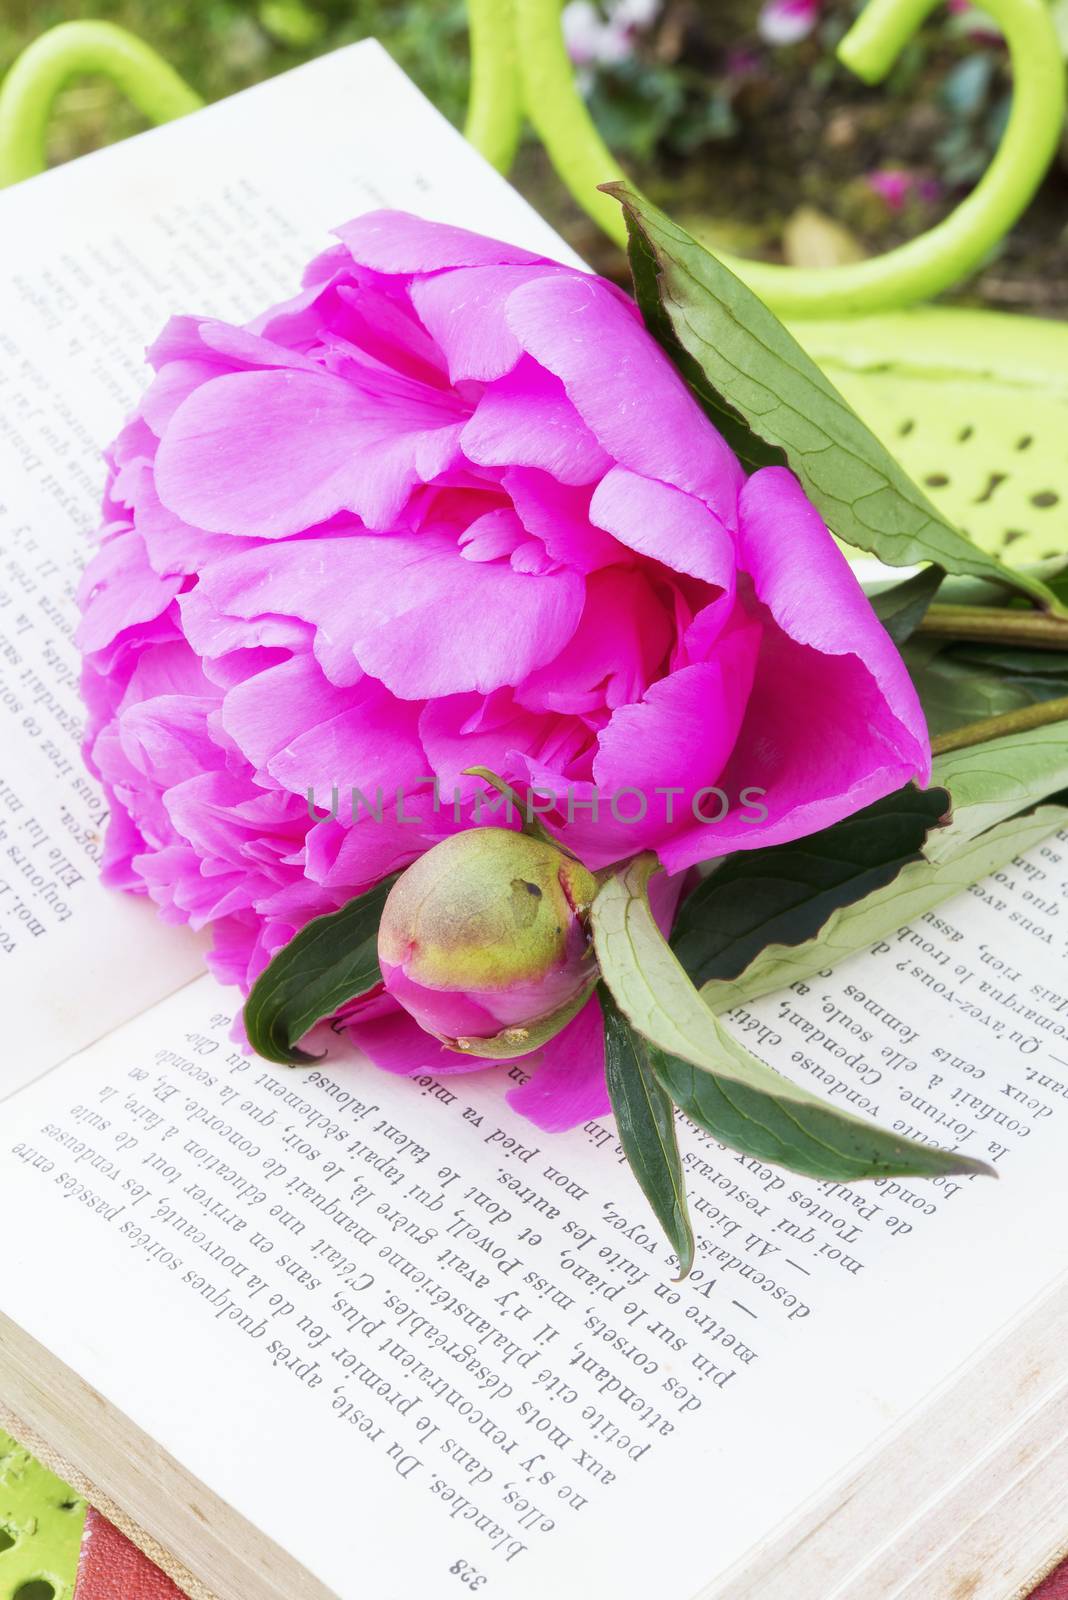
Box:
600 989 694 1279
655 1052 988 1182
950 644 1068 678
623 210 787 475
591 857 991 1183
606 182 1064 615
868 565 945 644
903 641 1068 737
671 783 950 988
704 806 1067 1011
244 877 396 1066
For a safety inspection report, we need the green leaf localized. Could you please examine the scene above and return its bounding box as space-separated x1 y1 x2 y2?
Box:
591 856 990 1182
935 555 1068 611
622 209 786 476
926 726 1068 861
600 990 694 1279
951 645 1068 678
903 641 1068 737
671 783 950 988
702 805 1067 1014
244 877 395 1066
868 566 945 645
652 1051 981 1183
607 182 1064 616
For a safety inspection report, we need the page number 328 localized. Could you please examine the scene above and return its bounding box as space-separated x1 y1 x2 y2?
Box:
450 1559 487 1590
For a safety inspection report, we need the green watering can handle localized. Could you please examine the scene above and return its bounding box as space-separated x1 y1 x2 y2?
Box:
0 0 1063 317
0 20 202 189
470 0 1066 317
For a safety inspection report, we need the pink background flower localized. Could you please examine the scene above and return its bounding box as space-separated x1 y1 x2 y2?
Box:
78 211 928 1127
757 0 821 47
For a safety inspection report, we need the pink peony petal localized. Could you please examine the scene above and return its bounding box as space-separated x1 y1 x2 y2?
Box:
219 654 357 772
523 618 762 870
265 682 425 800
504 468 625 574
410 265 564 383
461 359 612 486
192 531 585 699
589 464 736 585
516 567 674 715
505 996 608 1131
155 367 467 537
504 272 744 523
348 1004 502 1078
737 467 929 778
335 210 550 273
75 532 182 655
652 468 930 868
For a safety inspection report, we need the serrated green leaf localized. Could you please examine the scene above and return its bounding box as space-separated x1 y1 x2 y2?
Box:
671 783 950 988
608 183 1063 615
600 990 694 1278
702 806 1067 1014
591 856 990 1182
869 565 945 645
244 877 395 1065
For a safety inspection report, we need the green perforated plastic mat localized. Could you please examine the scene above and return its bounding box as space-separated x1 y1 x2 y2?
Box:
0 1432 83 1600
797 305 1068 565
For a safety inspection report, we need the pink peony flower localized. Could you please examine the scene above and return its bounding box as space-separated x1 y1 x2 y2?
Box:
77 210 928 1129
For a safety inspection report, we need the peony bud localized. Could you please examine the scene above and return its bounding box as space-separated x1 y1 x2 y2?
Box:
378 828 599 1050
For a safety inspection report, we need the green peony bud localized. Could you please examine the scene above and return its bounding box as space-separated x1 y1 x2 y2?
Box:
378 828 599 1053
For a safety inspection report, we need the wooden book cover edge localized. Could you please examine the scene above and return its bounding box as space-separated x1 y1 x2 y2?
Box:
0 1311 338 1600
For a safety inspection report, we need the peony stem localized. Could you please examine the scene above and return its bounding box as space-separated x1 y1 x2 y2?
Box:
917 604 1068 650
462 765 563 850
930 694 1068 755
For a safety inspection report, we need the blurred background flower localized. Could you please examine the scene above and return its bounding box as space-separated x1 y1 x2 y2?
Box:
757 0 821 47
563 0 661 67
2 0 1066 311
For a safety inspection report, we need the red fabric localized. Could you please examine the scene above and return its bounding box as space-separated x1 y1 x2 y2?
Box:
1033 1561 1068 1599
75 1507 1068 1598
75 1507 184 1599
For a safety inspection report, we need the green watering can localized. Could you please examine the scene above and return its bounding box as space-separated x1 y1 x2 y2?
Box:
1 0 1066 564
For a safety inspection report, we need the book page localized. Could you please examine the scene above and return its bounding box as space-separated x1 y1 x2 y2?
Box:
0 40 580 1093
1 817 1067 1600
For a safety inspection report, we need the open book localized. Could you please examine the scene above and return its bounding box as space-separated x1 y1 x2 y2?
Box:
1 40 1067 1600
